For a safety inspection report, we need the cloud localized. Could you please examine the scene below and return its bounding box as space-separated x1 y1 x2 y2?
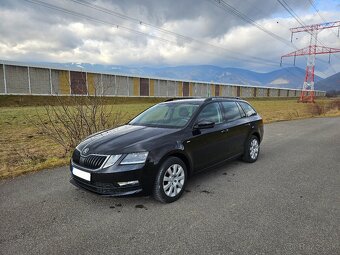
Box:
0 0 339 76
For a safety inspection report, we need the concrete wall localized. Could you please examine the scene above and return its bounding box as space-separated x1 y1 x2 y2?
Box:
241 87 254 98
159 80 167 96
114 75 126 96
257 88 267 97
269 88 279 97
0 63 326 98
220 85 235 97
87 73 101 95
168 81 176 97
50 69 59 94
288 90 295 97
280 89 288 97
6 65 29 94
101 74 115 95
30 67 51 94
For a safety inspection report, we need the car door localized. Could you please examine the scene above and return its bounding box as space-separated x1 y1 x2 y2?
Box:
185 102 226 172
220 101 250 157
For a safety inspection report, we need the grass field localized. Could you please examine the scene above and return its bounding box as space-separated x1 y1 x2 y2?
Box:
1 96 339 179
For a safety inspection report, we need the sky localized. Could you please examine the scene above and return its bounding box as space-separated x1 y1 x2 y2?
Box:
0 0 339 77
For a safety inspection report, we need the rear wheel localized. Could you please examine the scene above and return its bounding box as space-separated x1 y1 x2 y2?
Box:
153 157 187 203
242 135 260 163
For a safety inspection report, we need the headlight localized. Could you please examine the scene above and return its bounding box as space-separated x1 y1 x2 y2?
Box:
102 154 122 168
120 152 149 165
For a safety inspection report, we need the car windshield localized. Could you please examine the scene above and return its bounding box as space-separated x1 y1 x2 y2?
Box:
129 102 200 128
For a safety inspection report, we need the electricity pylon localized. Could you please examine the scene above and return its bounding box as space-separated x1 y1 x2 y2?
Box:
281 21 340 103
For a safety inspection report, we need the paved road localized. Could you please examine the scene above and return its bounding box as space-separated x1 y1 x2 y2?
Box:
1 117 340 255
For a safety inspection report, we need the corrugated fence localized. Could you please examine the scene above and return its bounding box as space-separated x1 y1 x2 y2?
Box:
0 61 326 98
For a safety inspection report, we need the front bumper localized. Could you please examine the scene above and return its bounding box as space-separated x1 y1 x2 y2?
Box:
70 177 142 196
69 161 145 196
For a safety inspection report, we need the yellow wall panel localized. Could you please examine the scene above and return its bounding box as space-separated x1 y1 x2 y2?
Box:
87 73 95 95
177 81 182 97
133 77 139 96
211 84 215 97
59 70 69 95
150 79 155 96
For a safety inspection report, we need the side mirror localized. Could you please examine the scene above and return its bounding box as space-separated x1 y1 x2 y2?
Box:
194 120 215 129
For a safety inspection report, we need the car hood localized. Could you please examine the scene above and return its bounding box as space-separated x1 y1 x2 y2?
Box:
76 125 179 155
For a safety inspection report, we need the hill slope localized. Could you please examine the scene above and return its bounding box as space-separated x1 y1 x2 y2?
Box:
315 72 340 92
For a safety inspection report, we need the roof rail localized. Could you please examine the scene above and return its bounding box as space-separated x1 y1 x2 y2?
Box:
205 96 241 101
165 96 241 102
164 97 203 102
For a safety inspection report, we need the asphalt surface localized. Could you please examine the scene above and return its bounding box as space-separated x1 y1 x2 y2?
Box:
1 117 340 255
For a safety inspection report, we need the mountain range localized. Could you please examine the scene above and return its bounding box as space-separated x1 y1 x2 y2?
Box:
36 62 340 91
314 72 340 92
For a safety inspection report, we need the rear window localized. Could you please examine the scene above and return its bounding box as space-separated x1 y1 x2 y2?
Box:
238 102 257 117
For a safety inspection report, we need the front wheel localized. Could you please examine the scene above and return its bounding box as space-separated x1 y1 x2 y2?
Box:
242 135 260 163
153 157 187 203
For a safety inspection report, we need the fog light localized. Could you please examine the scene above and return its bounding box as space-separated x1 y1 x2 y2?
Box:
117 180 139 187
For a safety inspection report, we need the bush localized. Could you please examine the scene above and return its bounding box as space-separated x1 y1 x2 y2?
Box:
33 93 125 155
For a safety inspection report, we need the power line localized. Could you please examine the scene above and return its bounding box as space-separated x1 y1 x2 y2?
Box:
22 0 308 82
207 0 297 49
306 0 340 66
21 0 236 63
307 0 340 39
278 0 337 47
68 0 311 81
23 0 289 68
66 0 286 66
206 0 312 80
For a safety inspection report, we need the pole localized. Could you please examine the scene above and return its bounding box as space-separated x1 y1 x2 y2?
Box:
27 66 31 94
49 68 53 94
3 63 7 94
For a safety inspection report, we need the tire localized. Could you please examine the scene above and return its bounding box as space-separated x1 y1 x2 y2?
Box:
242 135 260 163
153 157 187 203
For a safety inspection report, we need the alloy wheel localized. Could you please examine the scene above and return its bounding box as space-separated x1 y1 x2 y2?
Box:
250 138 259 160
162 164 185 197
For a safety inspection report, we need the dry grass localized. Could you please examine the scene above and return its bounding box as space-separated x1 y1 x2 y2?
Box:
0 97 339 179
0 102 154 179
248 98 340 123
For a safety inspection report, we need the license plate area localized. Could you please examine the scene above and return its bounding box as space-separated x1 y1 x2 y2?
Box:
72 167 91 181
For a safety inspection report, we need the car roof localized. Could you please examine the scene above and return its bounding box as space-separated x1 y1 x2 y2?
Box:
164 97 243 104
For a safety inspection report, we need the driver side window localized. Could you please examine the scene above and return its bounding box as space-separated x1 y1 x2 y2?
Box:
197 103 223 124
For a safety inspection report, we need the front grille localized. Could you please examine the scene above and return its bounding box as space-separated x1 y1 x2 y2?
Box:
72 149 107 170
82 155 107 169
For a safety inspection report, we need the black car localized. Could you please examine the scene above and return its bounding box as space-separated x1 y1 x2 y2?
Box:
70 97 264 203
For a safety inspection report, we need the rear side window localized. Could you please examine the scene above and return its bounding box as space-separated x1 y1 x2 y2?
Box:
221 101 242 122
238 102 257 117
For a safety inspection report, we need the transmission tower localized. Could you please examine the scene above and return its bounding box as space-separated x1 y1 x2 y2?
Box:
281 21 340 103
